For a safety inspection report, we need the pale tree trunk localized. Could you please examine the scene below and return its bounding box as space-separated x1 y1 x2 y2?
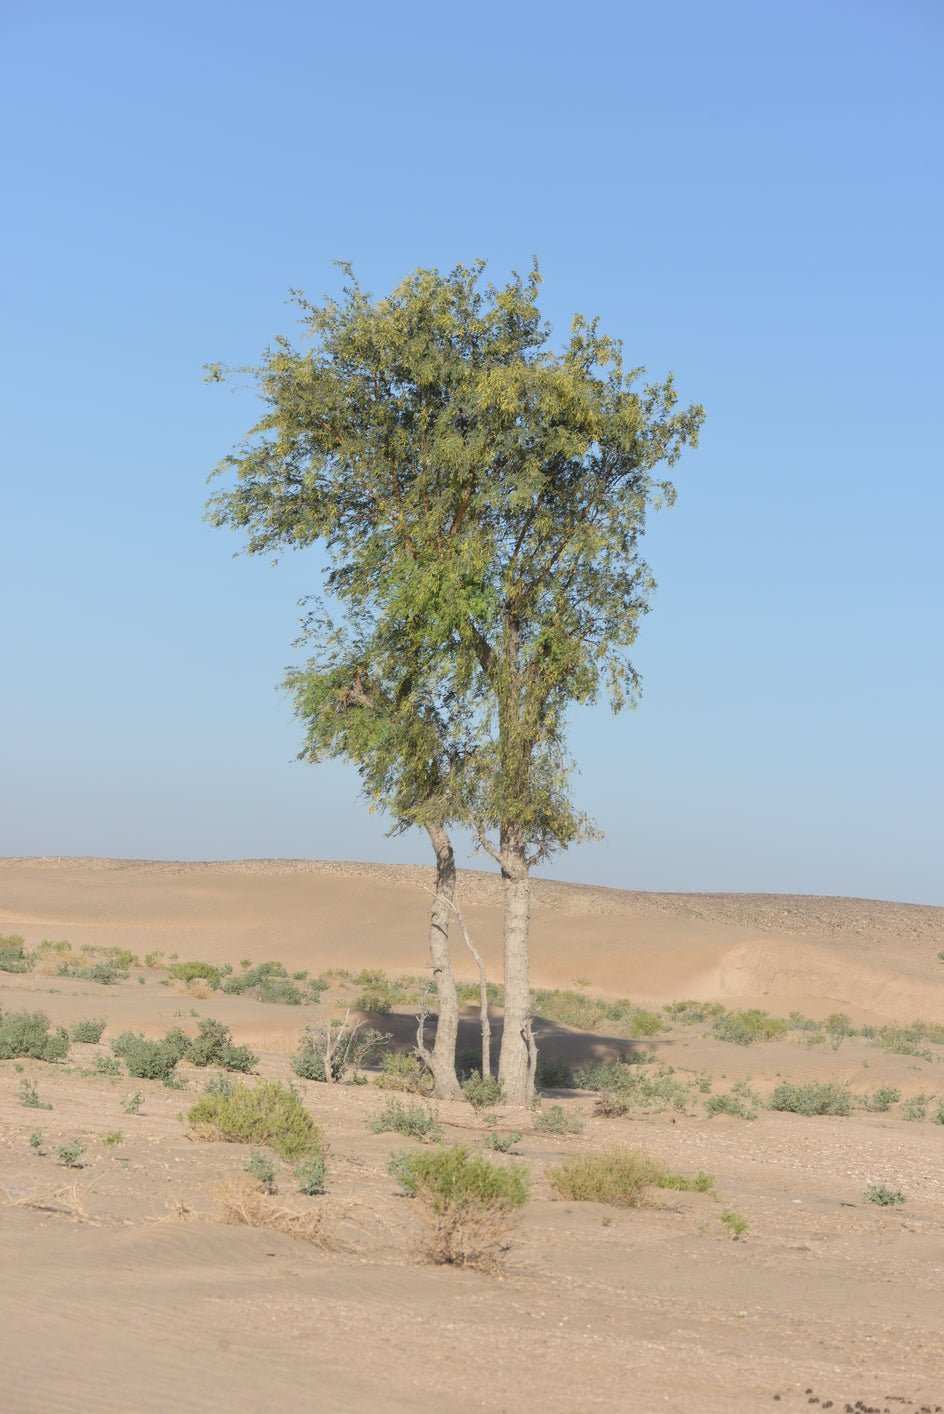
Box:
418 822 463 1100
497 829 536 1107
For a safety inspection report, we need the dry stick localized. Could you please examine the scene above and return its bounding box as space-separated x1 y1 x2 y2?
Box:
420 884 491 1078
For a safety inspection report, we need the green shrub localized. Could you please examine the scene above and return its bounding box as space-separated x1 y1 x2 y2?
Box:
0 935 34 973
186 1018 257 1072
534 1103 583 1135
932 1099 944 1125
861 1087 901 1113
368 1098 442 1141
122 1091 143 1113
712 1009 789 1045
57 960 127 984
388 1145 528 1272
257 976 305 1005
873 1028 933 1061
69 1017 107 1044
768 1082 853 1116
535 1057 574 1089
548 1148 709 1206
244 1150 277 1192
95 1054 121 1075
705 1092 754 1119
221 960 318 1004
574 1061 693 1112
720 1210 749 1238
101 1130 123 1147
18 1079 51 1109
374 1052 434 1094
864 1183 905 1206
663 1000 726 1025
456 980 504 1007
461 1071 505 1110
57 1140 84 1167
188 1080 322 1159
483 1130 521 1153
295 1154 327 1195
626 1009 664 1037
532 988 608 1030
168 960 223 988
29 1130 44 1152
902 1095 928 1122
0 1009 70 1062
111 1031 181 1082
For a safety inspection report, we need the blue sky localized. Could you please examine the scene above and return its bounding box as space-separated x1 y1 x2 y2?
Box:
1 0 941 904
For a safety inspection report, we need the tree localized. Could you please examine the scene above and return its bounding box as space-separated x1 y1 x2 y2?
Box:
207 260 703 1105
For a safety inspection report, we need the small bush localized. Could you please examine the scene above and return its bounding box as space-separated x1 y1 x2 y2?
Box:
18 1079 51 1110
768 1082 853 1117
864 1183 905 1206
69 1017 107 1044
902 1095 928 1122
705 1092 754 1119
122 1091 143 1114
574 1061 693 1113
483 1130 522 1153
861 1087 901 1113
244 1151 277 1193
29 1130 44 1152
534 1103 583 1135
0 935 34 973
535 1057 574 1089
0 1009 70 1062
626 1009 664 1037
932 1099 944 1125
461 1071 505 1111
456 980 504 1008
57 960 127 984
389 1145 528 1272
292 1020 389 1082
187 1018 258 1072
720 1210 749 1238
368 1098 442 1141
95 1054 121 1075
57 1140 84 1168
295 1155 327 1195
374 1051 434 1094
168 960 222 989
112 1032 181 1083
548 1148 708 1206
101 1130 123 1147
188 1080 322 1160
712 1009 789 1046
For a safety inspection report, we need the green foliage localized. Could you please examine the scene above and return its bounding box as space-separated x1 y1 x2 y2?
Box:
768 1082 853 1116
530 989 664 1039
368 1097 442 1141
351 969 420 1014
456 980 505 1007
221 960 311 1004
0 1009 70 1062
29 1130 44 1152
187 1018 257 1072
932 1099 944 1125
902 1094 928 1121
295 1154 327 1195
389 1144 528 1210
69 1017 107 1044
188 1080 322 1159
860 1087 901 1113
575 1060 693 1113
111 1031 182 1082
712 1009 789 1046
122 1091 143 1114
705 1092 755 1119
461 1071 505 1111
0 935 34 973
374 1051 434 1094
101 1130 123 1147
18 1079 51 1109
167 960 223 988
244 1151 277 1193
720 1210 749 1239
548 1148 708 1206
57 1140 84 1168
864 1183 905 1206
534 1103 583 1135
57 959 127 984
535 1056 574 1089
483 1130 521 1153
663 1000 726 1024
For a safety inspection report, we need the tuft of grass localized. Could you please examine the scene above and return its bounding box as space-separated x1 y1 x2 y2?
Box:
768 1081 853 1116
864 1183 906 1206
69 1017 107 1044
388 1145 528 1273
188 1080 322 1160
548 1148 711 1206
461 1071 505 1111
534 1103 583 1135
368 1097 442 1141
720 1210 749 1238
29 1130 44 1152
902 1094 928 1122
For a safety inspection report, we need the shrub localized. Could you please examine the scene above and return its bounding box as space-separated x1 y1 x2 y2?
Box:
626 1009 664 1037
188 1080 322 1160
663 1000 726 1025
872 1026 933 1061
101 1130 123 1147
933 1099 944 1125
122 1091 143 1113
388 1145 528 1272
768 1082 853 1116
368 1098 442 1141
0 1009 70 1062
534 1103 583 1135
221 960 319 1004
864 1183 905 1206
374 1051 434 1094
18 1079 51 1109
69 1017 107 1044
112 1032 182 1082
483 1130 522 1153
456 980 504 1008
535 1057 574 1089
0 935 34 973
95 1054 121 1075
257 976 305 1005
461 1071 505 1110
57 1140 84 1167
29 1130 44 1152
292 1019 389 1082
720 1210 749 1238
244 1151 277 1193
57 960 127 984
187 1018 257 1072
705 1092 754 1119
168 960 223 988
861 1087 901 1113
295 1154 327 1195
902 1095 928 1122
532 988 608 1030
712 1009 789 1045
352 969 407 1013
548 1148 709 1206
574 1061 693 1113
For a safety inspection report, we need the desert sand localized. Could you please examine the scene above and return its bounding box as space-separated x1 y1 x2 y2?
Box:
1 856 943 1413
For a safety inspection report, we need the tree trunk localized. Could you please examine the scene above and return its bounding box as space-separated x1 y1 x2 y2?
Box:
497 830 536 1107
421 822 463 1100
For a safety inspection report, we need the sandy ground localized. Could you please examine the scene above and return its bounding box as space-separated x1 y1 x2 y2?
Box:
2 856 944 1413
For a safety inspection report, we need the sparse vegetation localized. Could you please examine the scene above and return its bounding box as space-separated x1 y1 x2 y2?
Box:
244 1150 277 1192
57 1140 84 1168
768 1081 853 1116
575 1061 693 1113
548 1148 711 1206
535 1057 574 1089
712 1009 789 1045
0 935 34 973
69 1017 107 1044
18 1079 52 1110
373 1051 434 1094
0 1009 70 1062
101 1130 123 1147
720 1210 749 1238
705 1092 756 1119
461 1071 505 1111
295 1154 327 1195
292 1017 389 1083
122 1092 144 1114
168 960 224 989
534 1103 583 1135
860 1086 901 1112
368 1098 442 1141
483 1130 521 1153
389 1145 528 1272
188 1080 322 1160
864 1183 906 1206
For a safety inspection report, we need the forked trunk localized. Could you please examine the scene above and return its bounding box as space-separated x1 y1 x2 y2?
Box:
422 822 463 1100
497 831 536 1107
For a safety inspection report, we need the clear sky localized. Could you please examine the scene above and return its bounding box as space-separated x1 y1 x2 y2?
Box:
1 1 941 904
